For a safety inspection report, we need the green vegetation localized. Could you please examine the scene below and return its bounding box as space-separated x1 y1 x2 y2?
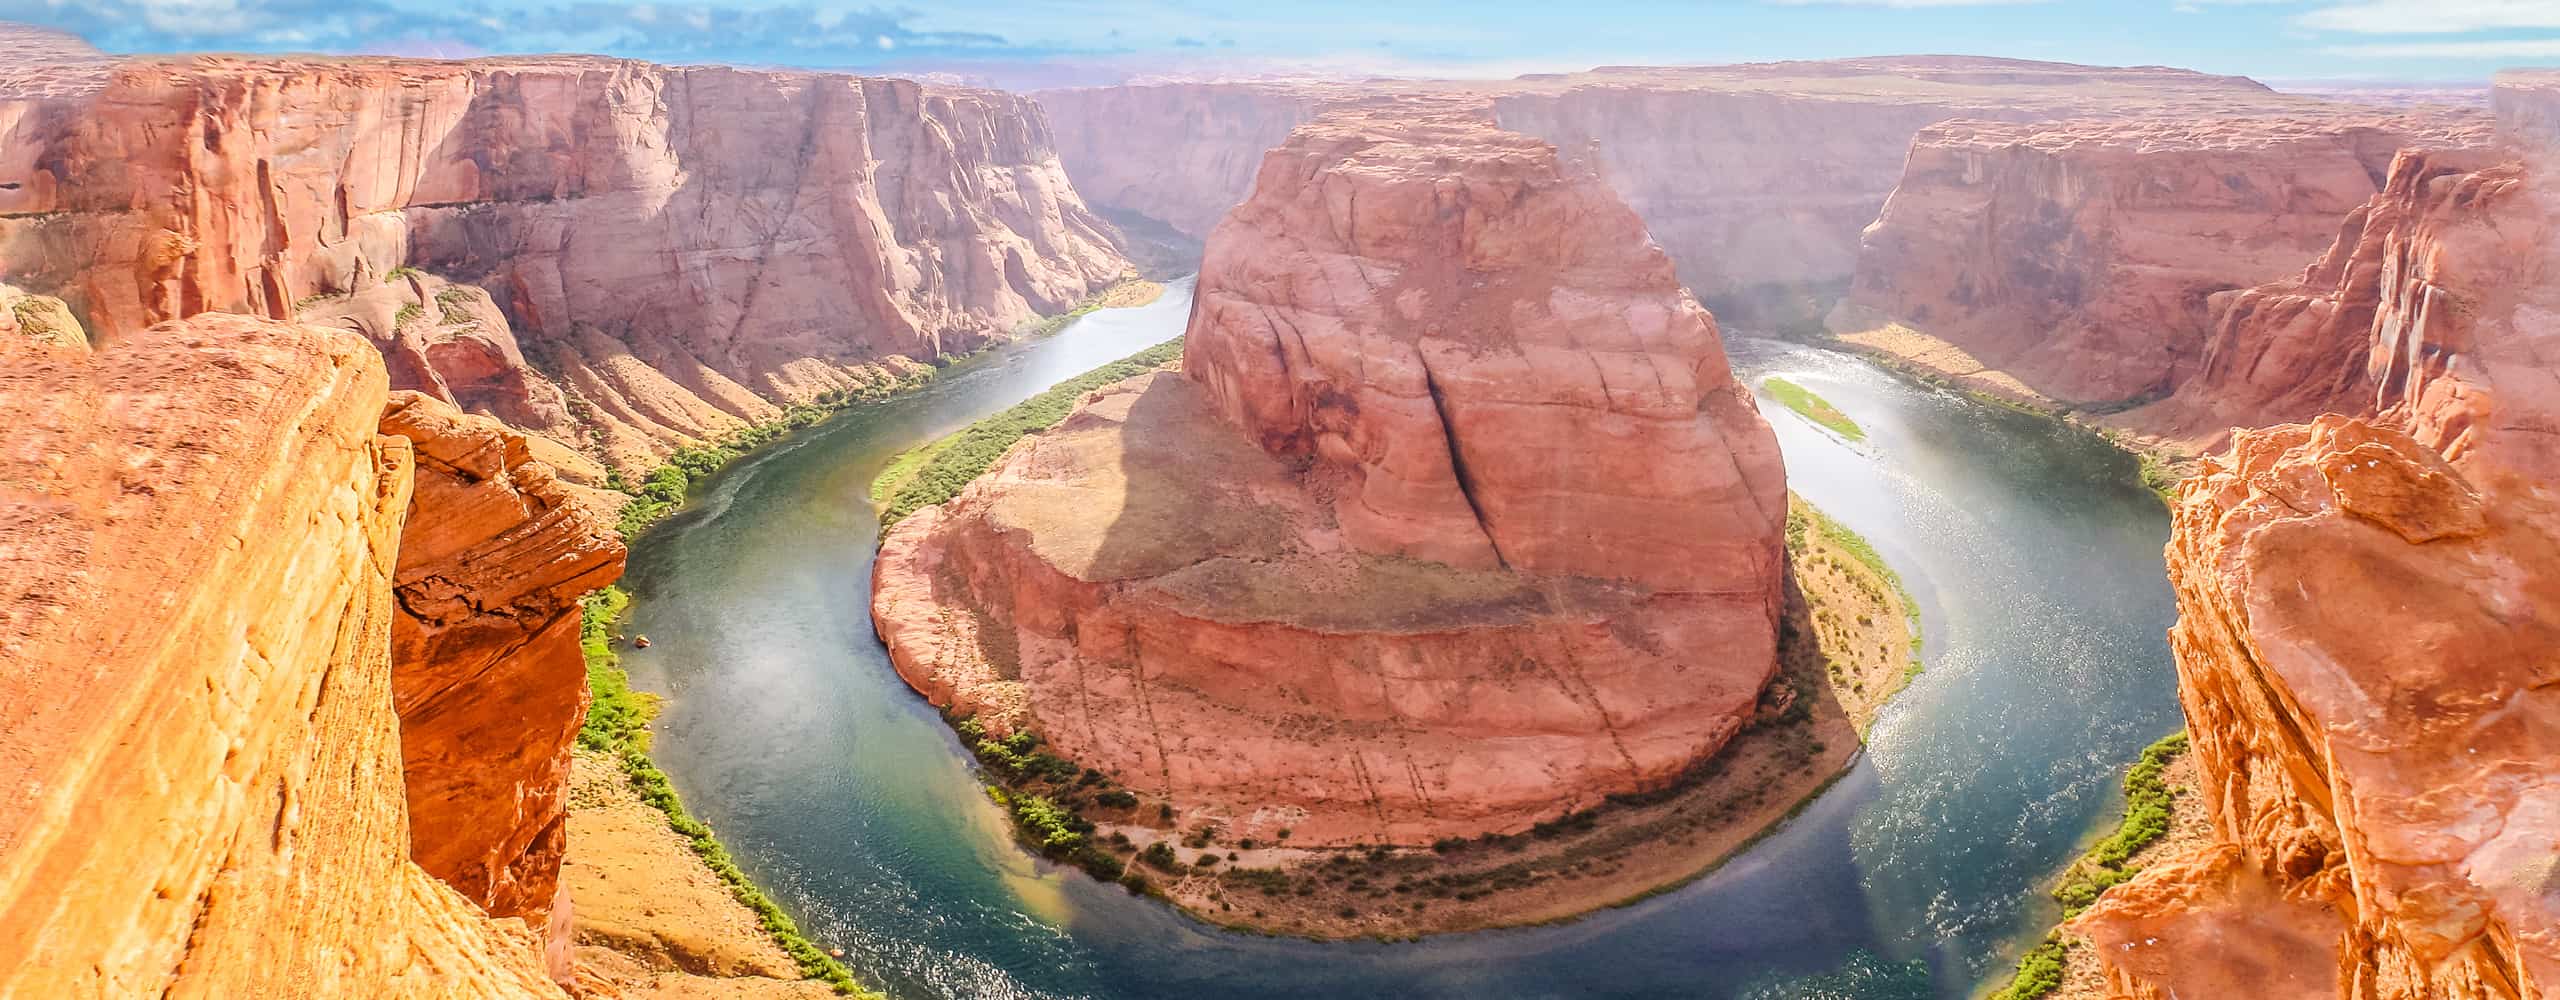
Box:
1982 731 2191 1000
1761 377 1866 442
576 585 657 752
392 302 424 329
435 286 478 326
959 716 1151 889
2053 731 2189 915
873 337 1183 526
1788 497 1923 662
1015 277 1160 340
608 378 930 540
576 585 881 997
2136 451 2183 504
1986 934 2070 1000
385 265 422 282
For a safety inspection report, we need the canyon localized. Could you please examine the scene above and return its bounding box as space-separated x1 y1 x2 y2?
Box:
2054 85 2560 999
0 53 1131 475
1040 58 2362 325
873 106 1789 852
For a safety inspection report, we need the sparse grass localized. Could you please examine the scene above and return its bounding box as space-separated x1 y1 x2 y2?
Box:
2136 451 2182 504
576 586 657 752
1762 377 1866 441
874 338 1182 527
435 286 478 325
1791 497 1922 660
1987 934 2070 1000
393 302 424 329
386 265 422 282
1015 276 1162 340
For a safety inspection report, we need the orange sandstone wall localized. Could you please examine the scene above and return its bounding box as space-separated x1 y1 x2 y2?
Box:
0 315 566 998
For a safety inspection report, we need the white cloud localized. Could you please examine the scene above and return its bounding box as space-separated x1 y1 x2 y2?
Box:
2301 0 2560 34
875 34 895 49
1764 0 2046 5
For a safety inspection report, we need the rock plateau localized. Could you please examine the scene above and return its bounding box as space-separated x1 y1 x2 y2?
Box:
874 107 1787 846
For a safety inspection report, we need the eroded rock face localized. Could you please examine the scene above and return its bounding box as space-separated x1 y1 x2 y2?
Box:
1835 111 2490 406
384 391 626 979
1043 58 2313 323
0 315 565 998
874 109 1787 845
0 55 1130 472
2496 69 2560 148
1184 109 1786 590
2134 149 2558 475
2074 416 2560 1000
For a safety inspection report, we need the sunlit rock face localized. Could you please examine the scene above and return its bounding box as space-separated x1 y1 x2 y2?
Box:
874 107 1788 846
1043 57 2315 325
0 55 1130 472
1836 110 2489 406
2074 94 2560 999
384 391 627 979
0 315 568 999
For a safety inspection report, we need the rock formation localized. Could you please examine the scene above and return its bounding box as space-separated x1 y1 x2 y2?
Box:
1835 110 2489 406
0 54 1130 473
2072 102 2560 999
2496 69 2560 147
0 314 570 998
1041 58 2320 324
2073 417 2560 1000
874 108 1787 846
384 392 627 978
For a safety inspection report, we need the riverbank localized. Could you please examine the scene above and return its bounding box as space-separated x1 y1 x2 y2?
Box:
610 275 1165 539
905 446 1923 939
1980 733 2204 1000
1808 324 2191 503
576 586 882 997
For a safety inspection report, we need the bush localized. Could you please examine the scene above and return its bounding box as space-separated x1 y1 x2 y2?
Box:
1139 842 1180 871
2052 732 2189 916
1987 935 2069 1000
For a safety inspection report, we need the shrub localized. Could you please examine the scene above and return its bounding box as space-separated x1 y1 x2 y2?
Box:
876 338 1183 526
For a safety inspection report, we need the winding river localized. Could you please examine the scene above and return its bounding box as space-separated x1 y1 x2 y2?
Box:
617 279 2182 1000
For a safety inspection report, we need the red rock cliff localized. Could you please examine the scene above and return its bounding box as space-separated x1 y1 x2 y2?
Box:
385 391 626 979
874 108 1787 846
0 55 1130 472
1835 110 2489 406
1042 58 2302 321
2071 114 2560 999
0 315 568 997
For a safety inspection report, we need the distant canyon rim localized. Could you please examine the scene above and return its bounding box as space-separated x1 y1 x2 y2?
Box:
2 18 2557 1000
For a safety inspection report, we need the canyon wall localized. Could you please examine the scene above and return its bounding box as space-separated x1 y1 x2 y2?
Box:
0 55 1130 472
2073 105 2560 998
1041 58 2308 324
0 315 568 998
1836 111 2489 406
875 107 1787 846
385 391 627 977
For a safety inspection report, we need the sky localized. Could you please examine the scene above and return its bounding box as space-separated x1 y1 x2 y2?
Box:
7 0 2559 87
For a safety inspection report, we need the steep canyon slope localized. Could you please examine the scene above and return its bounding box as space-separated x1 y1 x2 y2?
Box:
0 54 1130 473
1040 58 2325 323
0 315 582 998
1835 110 2490 407
2069 101 2560 1000
874 107 1787 846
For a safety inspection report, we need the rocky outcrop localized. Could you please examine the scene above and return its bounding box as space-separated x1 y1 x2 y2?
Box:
2131 149 2555 469
0 55 1130 472
874 108 1786 846
1835 111 2490 406
0 314 566 997
2073 417 2560 1000
384 392 626 979
0 281 82 349
1042 58 2311 324
2073 112 2560 999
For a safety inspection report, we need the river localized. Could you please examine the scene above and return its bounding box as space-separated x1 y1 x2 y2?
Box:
617 280 2182 1000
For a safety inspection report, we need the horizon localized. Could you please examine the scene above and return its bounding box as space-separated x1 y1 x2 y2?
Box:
9 1 2558 91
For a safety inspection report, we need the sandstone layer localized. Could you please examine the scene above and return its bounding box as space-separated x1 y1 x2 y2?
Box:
874 109 1787 846
1041 58 2329 323
1835 110 2490 406
2074 417 2560 1000
0 315 568 998
0 54 1130 473
2071 119 2560 998
386 391 628 976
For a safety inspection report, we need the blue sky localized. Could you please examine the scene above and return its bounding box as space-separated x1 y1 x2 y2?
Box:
9 0 2558 85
